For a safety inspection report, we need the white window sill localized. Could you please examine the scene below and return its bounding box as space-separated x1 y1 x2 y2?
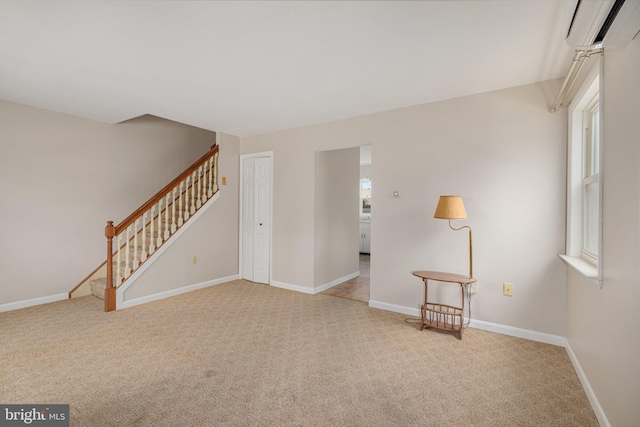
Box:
559 255 601 283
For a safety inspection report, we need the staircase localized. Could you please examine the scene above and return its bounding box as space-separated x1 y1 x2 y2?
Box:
71 145 220 311
88 212 187 299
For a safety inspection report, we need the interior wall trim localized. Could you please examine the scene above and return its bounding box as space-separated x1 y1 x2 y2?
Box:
368 300 419 316
0 293 69 313
565 340 611 427
119 274 239 310
314 271 360 294
270 280 315 295
369 299 566 346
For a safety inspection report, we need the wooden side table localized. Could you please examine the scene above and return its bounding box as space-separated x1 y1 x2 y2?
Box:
411 271 477 340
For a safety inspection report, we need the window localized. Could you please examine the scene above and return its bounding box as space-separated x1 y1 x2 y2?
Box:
582 96 599 261
562 60 602 284
360 178 371 215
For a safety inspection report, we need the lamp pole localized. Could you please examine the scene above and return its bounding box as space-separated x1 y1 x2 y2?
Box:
448 220 473 279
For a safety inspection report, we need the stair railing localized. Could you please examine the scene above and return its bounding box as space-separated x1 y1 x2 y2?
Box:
104 144 219 311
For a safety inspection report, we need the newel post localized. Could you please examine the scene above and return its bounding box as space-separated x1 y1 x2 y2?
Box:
105 221 116 312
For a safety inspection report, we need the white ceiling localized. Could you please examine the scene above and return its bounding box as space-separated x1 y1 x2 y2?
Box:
0 1 576 137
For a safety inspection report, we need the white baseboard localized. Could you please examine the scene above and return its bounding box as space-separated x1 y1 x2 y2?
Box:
119 274 239 310
0 293 69 313
270 280 315 294
565 340 610 427
369 300 420 317
314 271 360 294
271 272 360 295
369 300 565 346
468 319 566 346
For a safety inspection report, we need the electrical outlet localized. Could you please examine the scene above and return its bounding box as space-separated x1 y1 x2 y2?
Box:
503 283 513 297
222 177 227 185
468 283 478 295
191 256 197 265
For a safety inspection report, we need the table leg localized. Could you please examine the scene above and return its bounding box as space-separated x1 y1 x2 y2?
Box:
420 279 428 330
459 282 465 340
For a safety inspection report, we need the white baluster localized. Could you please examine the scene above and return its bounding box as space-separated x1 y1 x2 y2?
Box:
203 158 209 199
149 204 156 253
213 152 219 193
178 181 185 226
116 233 122 285
183 178 190 221
207 157 213 198
190 171 196 215
164 194 170 240
133 218 140 270
201 160 207 202
155 201 163 249
171 188 177 233
141 211 148 262
197 164 204 208
124 226 131 279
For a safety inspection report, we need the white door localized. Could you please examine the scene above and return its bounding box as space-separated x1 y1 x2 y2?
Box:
252 157 271 283
242 156 271 284
242 159 255 282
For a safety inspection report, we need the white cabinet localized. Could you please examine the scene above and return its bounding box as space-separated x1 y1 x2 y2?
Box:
360 222 371 254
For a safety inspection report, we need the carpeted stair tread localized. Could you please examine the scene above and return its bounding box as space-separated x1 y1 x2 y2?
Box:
90 278 106 300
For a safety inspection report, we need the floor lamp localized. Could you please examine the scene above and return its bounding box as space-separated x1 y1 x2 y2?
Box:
434 195 473 279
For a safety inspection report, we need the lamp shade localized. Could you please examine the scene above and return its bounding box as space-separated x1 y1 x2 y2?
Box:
434 196 467 219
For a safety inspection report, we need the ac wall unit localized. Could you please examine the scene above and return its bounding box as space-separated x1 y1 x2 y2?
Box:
566 0 640 49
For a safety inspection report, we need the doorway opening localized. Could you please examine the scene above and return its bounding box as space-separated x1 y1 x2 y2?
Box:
320 253 370 302
321 145 371 303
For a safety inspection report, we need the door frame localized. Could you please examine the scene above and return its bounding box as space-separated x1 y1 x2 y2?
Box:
239 151 274 284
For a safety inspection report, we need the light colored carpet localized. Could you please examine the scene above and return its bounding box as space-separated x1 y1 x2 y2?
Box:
0 280 598 426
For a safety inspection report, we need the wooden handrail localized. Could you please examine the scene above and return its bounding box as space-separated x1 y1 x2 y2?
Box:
115 144 218 234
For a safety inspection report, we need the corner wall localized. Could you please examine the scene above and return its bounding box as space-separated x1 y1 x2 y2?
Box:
566 37 640 427
0 101 215 305
241 79 568 336
314 148 360 288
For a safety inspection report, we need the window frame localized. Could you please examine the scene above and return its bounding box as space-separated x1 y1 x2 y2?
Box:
360 177 371 215
563 58 603 286
581 97 599 263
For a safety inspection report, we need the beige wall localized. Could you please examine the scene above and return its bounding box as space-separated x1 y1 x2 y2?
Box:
241 134 316 288
314 148 360 287
566 37 640 426
123 133 240 301
241 79 568 335
0 101 215 304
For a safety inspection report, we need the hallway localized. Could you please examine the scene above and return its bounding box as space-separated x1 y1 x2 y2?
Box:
320 254 370 303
